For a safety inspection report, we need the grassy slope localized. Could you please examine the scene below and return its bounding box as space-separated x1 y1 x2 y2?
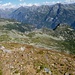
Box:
0 19 75 54
0 42 75 75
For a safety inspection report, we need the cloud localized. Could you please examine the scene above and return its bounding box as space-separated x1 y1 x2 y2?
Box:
19 1 62 7
65 0 75 3
0 2 17 9
43 0 75 4
0 2 40 9
0 0 75 9
19 2 40 6
43 1 61 5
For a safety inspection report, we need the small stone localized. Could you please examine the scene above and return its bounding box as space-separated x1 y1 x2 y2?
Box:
37 66 40 69
52 64 54 66
44 68 51 74
64 72 71 75
20 47 25 51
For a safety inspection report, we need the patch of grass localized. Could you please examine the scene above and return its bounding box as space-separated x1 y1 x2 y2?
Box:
21 72 25 75
26 32 35 38
3 23 34 33
0 34 11 42
32 36 56 47
34 61 49 73
14 38 29 43
36 64 45 73
62 39 75 54
0 70 2 75
37 50 44 54
1 42 22 49
14 70 19 74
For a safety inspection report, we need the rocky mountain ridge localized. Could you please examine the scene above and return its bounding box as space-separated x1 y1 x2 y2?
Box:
0 3 75 29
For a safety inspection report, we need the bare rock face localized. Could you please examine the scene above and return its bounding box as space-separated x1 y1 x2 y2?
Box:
0 3 75 29
9 3 75 29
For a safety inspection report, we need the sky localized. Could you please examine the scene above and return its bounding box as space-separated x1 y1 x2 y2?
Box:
0 0 75 9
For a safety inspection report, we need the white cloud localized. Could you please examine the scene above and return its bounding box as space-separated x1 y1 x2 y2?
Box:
0 0 75 9
0 2 40 9
0 2 17 9
19 1 62 6
19 2 40 6
43 0 75 5
43 1 62 5
65 0 75 3
20 3 32 6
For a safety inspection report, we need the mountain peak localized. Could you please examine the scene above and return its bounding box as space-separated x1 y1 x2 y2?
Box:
0 3 75 29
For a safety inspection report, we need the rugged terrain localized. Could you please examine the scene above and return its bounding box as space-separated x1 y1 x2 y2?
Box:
10 3 75 29
0 3 75 29
0 18 75 75
0 18 75 54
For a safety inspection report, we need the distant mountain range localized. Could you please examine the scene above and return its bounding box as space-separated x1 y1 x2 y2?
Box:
0 3 75 29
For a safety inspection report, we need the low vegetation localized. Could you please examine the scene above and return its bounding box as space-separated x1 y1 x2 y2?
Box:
0 42 75 75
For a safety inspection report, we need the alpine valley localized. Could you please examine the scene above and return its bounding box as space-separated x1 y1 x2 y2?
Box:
0 3 75 75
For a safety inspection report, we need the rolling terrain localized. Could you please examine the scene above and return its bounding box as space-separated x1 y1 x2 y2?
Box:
0 18 75 54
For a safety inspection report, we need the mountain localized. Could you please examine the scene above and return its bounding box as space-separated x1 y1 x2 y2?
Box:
8 3 75 29
0 8 15 18
0 3 75 29
71 21 75 29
